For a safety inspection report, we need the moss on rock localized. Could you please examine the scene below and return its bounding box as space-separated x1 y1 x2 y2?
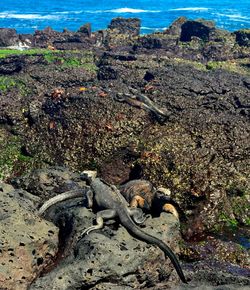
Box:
0 129 34 181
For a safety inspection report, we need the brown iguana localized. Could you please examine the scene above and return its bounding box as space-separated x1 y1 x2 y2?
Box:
119 179 179 219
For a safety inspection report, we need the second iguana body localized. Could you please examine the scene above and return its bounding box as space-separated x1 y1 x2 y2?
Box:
120 179 179 218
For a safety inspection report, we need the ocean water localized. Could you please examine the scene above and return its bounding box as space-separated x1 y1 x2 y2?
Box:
0 0 250 34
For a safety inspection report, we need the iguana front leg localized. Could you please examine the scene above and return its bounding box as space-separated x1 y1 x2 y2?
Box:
162 203 179 219
81 209 117 235
86 190 94 208
156 189 179 219
130 195 149 209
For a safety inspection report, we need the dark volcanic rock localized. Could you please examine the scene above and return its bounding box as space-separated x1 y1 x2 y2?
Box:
180 19 216 42
137 36 163 49
234 29 250 47
78 23 91 37
108 17 141 36
0 55 25 74
33 26 60 47
178 18 235 45
177 264 250 290
33 26 94 49
19 33 33 46
133 17 241 61
164 16 188 36
0 28 19 47
1 49 249 240
97 65 118 80
157 17 240 61
14 167 85 199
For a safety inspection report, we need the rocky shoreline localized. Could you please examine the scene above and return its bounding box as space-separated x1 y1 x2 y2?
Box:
0 17 249 289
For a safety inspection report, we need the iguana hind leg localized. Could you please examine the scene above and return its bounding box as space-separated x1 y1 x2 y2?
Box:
82 209 117 235
128 207 148 224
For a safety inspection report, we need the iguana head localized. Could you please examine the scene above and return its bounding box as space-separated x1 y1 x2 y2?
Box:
80 170 97 184
155 186 171 201
156 187 171 196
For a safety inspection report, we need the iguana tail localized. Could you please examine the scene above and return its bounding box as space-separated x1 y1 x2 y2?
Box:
38 189 86 216
118 208 187 283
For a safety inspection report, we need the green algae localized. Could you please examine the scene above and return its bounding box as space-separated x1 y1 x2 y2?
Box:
171 58 250 75
206 59 250 75
0 76 16 93
0 76 29 95
43 50 97 71
0 48 58 58
172 58 207 71
0 130 33 181
218 213 239 231
0 48 97 72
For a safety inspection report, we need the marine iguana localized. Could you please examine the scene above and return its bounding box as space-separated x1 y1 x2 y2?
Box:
114 90 170 122
38 171 187 283
120 179 179 219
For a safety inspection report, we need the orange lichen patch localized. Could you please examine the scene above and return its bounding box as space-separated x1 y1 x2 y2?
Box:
141 151 152 159
48 120 56 130
115 113 126 121
190 188 204 197
79 87 87 92
162 203 179 219
98 91 108 98
47 45 56 50
50 88 65 100
141 151 161 161
144 85 155 92
130 195 146 208
105 123 114 131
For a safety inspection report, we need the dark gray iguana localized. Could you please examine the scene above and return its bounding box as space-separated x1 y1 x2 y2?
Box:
38 171 187 283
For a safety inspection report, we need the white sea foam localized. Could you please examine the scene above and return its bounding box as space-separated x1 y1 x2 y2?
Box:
87 8 160 13
141 26 155 30
170 7 210 12
108 8 160 13
54 11 83 15
6 41 30 50
216 13 250 23
0 12 61 20
222 13 249 20
141 26 166 30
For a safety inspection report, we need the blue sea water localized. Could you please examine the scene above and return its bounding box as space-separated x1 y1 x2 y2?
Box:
0 0 250 34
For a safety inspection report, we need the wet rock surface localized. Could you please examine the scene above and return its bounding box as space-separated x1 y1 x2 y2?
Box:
0 16 250 289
